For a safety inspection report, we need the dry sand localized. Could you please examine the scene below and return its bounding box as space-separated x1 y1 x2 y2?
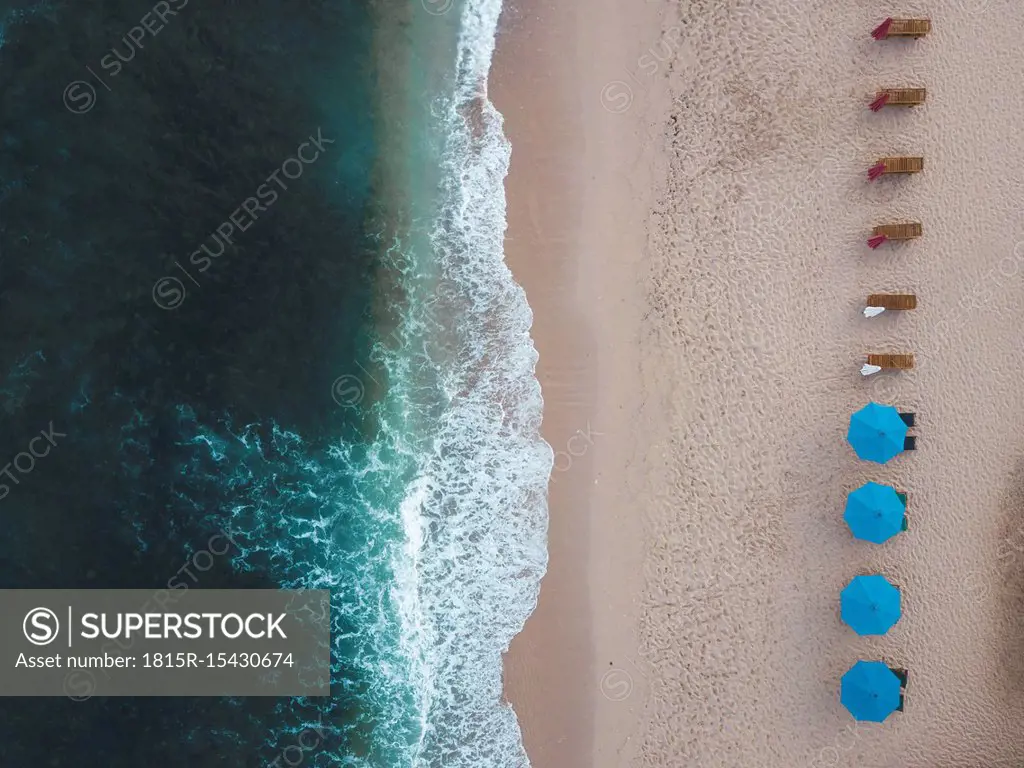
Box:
497 0 1024 766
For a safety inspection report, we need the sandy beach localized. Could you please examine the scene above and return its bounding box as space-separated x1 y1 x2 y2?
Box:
497 0 1024 766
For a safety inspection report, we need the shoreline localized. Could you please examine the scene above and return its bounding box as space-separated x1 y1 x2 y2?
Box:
492 0 598 762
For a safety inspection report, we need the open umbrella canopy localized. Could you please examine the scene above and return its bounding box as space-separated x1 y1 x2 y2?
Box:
845 481 906 543
841 575 902 635
848 402 908 463
841 661 902 722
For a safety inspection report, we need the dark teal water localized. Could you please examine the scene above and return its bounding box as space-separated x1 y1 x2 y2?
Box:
0 0 382 764
0 0 550 765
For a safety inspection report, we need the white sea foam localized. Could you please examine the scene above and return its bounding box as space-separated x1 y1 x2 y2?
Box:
379 0 552 764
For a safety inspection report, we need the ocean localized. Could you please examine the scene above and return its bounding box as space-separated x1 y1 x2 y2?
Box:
0 0 550 765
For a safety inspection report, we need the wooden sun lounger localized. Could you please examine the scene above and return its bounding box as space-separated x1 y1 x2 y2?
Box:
896 491 908 530
867 354 914 370
888 19 931 38
890 667 909 688
880 157 924 174
868 222 921 248
873 223 922 240
867 294 917 310
890 666 909 712
876 88 926 107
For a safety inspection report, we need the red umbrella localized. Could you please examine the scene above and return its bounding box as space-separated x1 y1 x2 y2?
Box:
867 163 887 181
867 235 887 249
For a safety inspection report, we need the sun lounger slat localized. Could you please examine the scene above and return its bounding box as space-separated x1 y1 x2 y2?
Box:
867 293 917 310
881 156 924 174
877 88 926 106
889 18 931 37
867 354 915 369
873 222 922 240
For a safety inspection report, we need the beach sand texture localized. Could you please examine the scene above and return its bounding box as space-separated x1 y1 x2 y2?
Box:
499 0 1024 766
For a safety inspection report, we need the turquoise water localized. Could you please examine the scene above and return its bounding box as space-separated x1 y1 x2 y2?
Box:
0 0 549 764
327 1 552 761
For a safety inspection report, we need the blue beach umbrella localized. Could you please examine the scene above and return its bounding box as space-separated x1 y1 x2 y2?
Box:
847 402 908 464
841 660 902 722
841 575 902 635
845 481 906 543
